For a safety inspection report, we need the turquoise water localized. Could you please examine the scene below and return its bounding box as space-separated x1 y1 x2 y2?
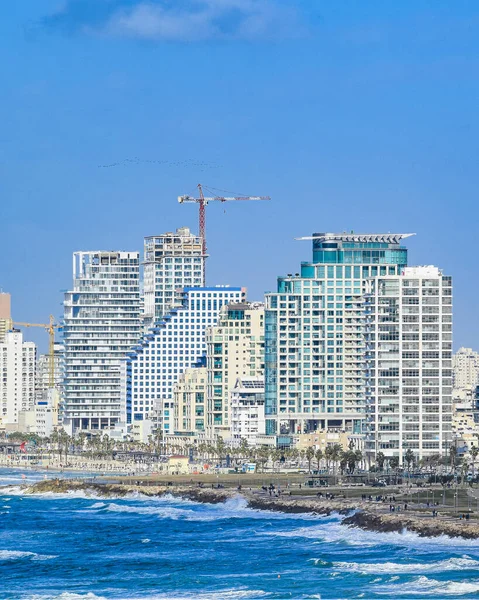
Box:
1 470 479 599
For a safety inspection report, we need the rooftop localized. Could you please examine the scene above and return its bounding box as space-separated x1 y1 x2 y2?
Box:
296 233 415 244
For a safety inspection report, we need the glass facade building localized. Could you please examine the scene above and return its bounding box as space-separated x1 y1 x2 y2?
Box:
264 233 413 437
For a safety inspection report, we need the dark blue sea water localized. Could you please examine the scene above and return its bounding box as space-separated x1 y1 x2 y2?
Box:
1 469 479 599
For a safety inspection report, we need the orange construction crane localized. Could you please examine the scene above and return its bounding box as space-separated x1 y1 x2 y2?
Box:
178 183 270 284
13 315 61 389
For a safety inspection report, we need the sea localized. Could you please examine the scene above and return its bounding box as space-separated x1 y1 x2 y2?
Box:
0 469 479 599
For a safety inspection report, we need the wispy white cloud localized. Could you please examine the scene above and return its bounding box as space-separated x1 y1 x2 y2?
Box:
42 0 311 42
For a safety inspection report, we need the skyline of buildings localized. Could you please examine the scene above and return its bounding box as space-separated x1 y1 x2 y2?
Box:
0 224 476 462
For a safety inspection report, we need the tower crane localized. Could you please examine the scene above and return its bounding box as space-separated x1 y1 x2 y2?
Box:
178 183 270 284
12 315 61 389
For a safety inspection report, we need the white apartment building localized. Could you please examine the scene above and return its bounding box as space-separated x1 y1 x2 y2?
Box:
0 330 36 425
143 227 204 328
62 251 141 435
34 388 61 438
173 366 207 435
125 286 245 434
364 266 453 462
230 377 265 445
264 233 412 438
453 347 479 393
205 302 264 437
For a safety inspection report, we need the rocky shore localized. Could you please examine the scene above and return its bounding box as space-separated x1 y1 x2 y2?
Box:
17 479 479 540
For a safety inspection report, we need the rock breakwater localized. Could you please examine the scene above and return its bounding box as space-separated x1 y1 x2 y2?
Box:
16 479 479 540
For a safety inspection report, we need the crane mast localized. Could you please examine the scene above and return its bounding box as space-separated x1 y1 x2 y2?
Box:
178 183 270 284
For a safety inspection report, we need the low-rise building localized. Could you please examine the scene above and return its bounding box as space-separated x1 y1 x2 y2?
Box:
130 418 153 445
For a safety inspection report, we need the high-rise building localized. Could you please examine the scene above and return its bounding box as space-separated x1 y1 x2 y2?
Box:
205 302 264 437
125 286 245 434
364 266 453 461
264 233 411 438
62 251 141 435
0 330 36 425
453 347 479 393
143 227 204 328
173 366 207 436
0 293 11 343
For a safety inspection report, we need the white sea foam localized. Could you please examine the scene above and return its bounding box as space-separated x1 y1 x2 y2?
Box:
29 594 107 600
141 538 150 543
101 495 315 523
89 502 106 509
153 592 270 600
373 575 479 596
329 556 479 574
265 519 479 548
0 550 57 561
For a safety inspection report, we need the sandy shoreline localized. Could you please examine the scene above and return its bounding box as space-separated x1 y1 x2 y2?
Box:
11 478 479 541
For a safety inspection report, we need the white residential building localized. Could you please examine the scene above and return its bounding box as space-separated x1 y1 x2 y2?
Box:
62 251 141 435
34 388 61 437
143 227 204 328
205 302 264 438
0 330 36 425
364 266 453 462
453 347 479 393
125 286 245 434
230 377 265 445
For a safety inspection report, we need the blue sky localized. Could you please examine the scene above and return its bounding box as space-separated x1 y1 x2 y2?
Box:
1 0 478 352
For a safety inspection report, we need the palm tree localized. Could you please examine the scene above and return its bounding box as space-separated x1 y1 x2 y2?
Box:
461 456 469 486
470 445 479 480
389 456 400 483
339 451 348 475
239 438 249 462
449 444 458 473
305 446 315 474
329 444 342 477
256 446 270 473
404 449 415 472
376 451 386 472
271 448 283 472
314 448 323 473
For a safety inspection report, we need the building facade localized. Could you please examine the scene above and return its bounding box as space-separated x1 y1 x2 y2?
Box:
124 286 245 434
0 330 36 425
62 251 141 435
143 227 204 328
0 293 11 344
230 376 265 445
264 233 412 438
36 342 64 401
453 347 479 393
364 266 453 461
206 302 264 437
173 366 207 436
